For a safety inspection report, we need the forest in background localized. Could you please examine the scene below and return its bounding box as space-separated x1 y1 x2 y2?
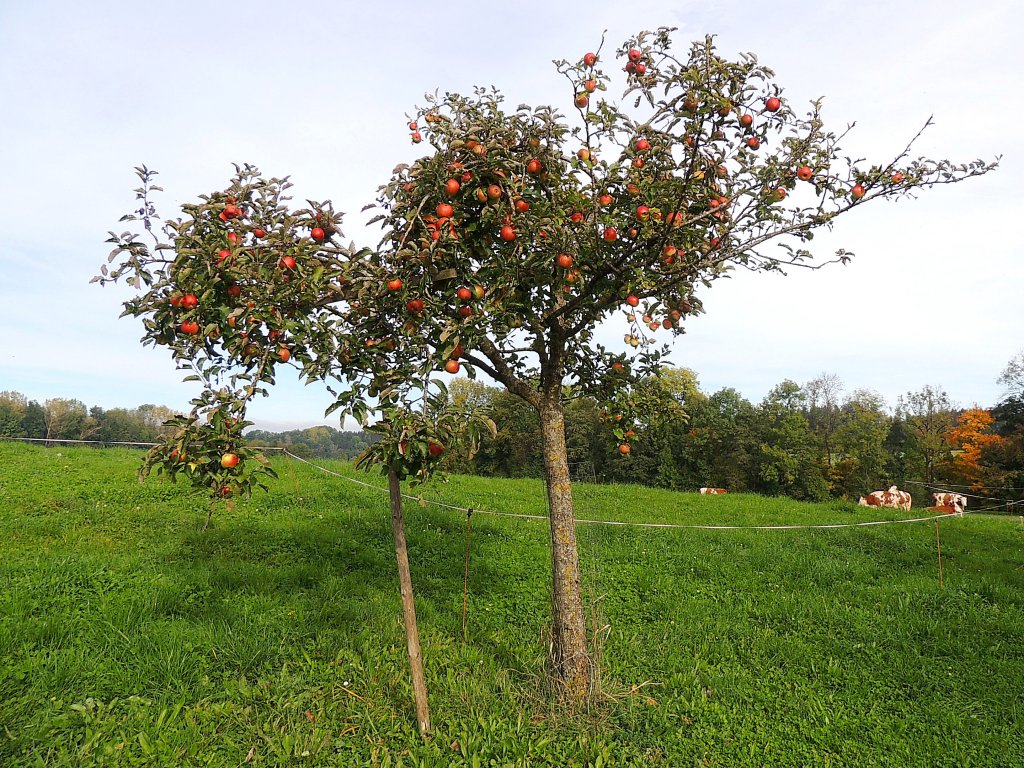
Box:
3 350 1022 504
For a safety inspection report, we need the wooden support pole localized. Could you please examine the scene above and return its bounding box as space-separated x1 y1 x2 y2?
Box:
387 466 431 736
934 519 944 589
462 508 473 642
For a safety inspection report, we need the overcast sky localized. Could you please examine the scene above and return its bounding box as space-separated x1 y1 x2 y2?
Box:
1 0 1020 431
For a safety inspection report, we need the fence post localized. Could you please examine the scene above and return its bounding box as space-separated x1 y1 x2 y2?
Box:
462 508 473 643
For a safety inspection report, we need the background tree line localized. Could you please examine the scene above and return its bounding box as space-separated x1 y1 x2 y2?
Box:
0 392 179 444
0 391 376 460
440 351 1024 506
5 348 1022 504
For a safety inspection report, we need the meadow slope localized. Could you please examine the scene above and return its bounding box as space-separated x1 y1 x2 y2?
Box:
1 441 1022 766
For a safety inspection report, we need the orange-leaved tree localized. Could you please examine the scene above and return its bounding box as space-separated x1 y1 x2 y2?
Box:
944 408 1007 491
99 28 996 705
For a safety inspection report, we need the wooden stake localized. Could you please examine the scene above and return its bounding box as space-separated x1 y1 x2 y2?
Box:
934 519 944 589
284 451 302 496
387 466 431 736
462 508 473 642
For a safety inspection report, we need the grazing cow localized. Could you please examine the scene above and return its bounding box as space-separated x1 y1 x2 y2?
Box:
931 492 967 514
699 487 728 495
858 485 912 511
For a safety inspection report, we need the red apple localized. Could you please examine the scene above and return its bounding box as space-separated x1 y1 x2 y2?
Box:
797 166 814 181
583 52 597 67
557 253 573 268
311 227 325 241
445 178 461 196
765 96 781 112
851 184 866 200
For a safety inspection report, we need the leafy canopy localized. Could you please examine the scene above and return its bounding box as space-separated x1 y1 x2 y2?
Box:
96 28 995 494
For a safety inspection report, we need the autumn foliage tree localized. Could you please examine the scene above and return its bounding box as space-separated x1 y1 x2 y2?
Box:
944 408 1007 491
99 28 995 704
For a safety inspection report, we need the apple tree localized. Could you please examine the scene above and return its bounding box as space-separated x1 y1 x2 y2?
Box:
97 166 495 734
99 27 995 705
361 30 993 698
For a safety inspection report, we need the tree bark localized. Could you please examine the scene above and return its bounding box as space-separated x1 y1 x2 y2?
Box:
538 397 592 702
387 466 431 736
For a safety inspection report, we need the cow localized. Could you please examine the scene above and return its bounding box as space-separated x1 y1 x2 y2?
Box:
700 487 728 495
930 492 967 515
858 485 912 511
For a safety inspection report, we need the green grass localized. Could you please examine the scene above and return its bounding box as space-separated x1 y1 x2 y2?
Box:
1 441 1022 766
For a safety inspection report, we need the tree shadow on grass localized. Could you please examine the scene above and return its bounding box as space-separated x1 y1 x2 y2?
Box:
161 501 553 678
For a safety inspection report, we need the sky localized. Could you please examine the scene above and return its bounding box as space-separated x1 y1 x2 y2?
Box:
1 0 1021 431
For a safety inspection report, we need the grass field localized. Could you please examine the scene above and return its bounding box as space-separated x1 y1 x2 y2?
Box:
1 441 1022 766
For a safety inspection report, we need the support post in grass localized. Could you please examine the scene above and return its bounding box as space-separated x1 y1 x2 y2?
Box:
934 520 944 589
462 508 473 642
283 450 303 497
387 464 431 736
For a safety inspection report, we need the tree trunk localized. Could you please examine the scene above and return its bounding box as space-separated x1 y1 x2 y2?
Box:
538 398 592 702
387 466 431 736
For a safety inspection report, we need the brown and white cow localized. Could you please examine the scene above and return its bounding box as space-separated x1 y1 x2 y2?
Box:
858 485 912 511
699 487 728 495
931 492 967 514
